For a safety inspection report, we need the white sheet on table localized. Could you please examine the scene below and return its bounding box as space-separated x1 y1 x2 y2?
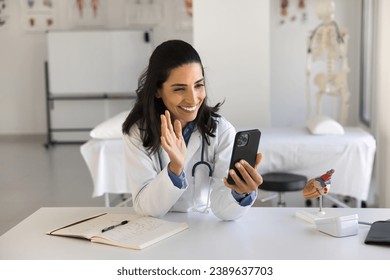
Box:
258 127 376 201
81 138 129 197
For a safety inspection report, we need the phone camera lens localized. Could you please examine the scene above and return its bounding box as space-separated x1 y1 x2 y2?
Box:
237 133 249 147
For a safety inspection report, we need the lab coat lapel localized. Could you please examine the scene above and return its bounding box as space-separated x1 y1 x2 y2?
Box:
158 148 170 171
186 130 201 165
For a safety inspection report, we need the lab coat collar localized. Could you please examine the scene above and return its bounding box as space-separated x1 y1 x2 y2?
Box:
186 130 201 163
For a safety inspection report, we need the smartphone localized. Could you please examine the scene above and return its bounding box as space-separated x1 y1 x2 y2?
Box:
227 129 261 185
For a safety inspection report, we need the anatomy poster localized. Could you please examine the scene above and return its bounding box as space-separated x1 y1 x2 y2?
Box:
70 0 107 27
0 0 9 28
125 0 162 27
20 0 58 31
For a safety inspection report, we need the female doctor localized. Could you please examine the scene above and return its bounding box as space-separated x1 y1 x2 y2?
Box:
122 40 263 221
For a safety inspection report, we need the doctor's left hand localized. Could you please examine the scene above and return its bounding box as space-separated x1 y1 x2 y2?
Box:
160 110 187 176
224 153 263 195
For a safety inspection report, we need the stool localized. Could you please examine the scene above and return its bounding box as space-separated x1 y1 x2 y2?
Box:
259 172 307 207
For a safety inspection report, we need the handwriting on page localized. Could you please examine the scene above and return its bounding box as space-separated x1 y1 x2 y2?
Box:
102 217 165 241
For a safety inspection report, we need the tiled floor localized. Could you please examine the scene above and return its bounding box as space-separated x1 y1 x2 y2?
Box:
0 135 360 236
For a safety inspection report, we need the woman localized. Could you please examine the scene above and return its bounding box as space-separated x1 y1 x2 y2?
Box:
122 40 263 221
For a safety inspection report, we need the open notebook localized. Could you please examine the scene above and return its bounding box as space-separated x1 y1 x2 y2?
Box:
47 213 188 250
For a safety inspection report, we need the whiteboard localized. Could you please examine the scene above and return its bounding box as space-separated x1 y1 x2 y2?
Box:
47 30 152 95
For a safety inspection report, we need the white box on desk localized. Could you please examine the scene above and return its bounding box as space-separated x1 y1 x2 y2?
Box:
314 214 358 237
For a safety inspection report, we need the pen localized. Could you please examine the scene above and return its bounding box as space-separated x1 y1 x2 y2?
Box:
101 220 129 233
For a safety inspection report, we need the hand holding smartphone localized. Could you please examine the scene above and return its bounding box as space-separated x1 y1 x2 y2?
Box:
227 129 261 185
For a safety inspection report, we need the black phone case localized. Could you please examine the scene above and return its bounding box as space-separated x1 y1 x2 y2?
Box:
227 129 261 185
364 220 390 245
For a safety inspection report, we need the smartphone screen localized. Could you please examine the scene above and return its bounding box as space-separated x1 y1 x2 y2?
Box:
227 129 261 185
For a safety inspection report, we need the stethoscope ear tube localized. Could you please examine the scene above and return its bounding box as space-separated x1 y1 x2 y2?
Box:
191 136 213 177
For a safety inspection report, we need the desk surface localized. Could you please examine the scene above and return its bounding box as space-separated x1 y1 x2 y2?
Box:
0 207 388 260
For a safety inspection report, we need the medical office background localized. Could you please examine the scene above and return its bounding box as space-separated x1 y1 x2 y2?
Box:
0 0 389 208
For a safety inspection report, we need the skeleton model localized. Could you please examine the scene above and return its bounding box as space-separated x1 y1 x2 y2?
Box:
306 0 350 125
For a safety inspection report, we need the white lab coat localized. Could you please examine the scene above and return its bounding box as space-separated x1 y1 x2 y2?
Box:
122 116 257 221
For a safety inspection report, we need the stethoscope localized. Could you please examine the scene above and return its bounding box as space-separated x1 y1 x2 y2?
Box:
191 136 212 177
158 136 213 213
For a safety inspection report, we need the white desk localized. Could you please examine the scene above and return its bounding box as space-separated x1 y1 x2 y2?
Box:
81 127 376 206
0 207 388 260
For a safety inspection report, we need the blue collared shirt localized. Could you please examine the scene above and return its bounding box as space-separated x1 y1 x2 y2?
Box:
167 122 254 206
167 122 195 188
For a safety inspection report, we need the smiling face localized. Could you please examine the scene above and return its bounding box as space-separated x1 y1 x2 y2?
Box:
156 63 206 128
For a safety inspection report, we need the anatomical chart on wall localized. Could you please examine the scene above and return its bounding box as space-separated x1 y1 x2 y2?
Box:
20 0 57 31
125 0 163 27
278 0 307 25
0 0 9 28
70 0 107 27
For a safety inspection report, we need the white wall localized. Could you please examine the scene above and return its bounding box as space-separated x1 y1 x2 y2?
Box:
0 2 46 134
192 0 361 129
0 0 192 136
0 0 366 135
193 0 270 129
375 0 390 207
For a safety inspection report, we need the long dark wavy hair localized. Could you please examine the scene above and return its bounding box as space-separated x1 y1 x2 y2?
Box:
122 40 223 153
